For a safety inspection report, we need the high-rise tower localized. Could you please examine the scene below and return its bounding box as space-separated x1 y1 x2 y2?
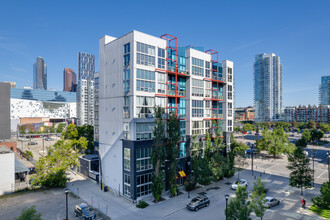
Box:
63 68 77 92
254 53 282 122
33 57 47 90
319 75 330 106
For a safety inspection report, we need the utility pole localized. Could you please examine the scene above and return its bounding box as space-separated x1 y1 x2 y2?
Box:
42 133 45 157
251 146 254 176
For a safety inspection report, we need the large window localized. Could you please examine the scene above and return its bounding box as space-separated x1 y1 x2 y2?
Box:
136 147 152 172
137 42 155 55
124 148 130 171
137 53 155 67
136 173 152 197
124 174 131 197
123 96 130 118
192 79 204 87
192 66 204 77
158 48 166 69
228 102 233 117
136 122 153 140
124 43 130 54
192 100 204 117
123 69 130 92
192 79 204 97
192 121 204 135
228 67 233 82
136 96 155 118
192 57 204 67
124 43 130 66
136 69 155 92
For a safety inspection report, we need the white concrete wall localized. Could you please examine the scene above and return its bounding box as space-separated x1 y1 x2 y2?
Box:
222 60 234 132
0 152 14 195
10 98 76 119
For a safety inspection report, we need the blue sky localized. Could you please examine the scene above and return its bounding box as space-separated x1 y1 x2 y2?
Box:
0 0 329 107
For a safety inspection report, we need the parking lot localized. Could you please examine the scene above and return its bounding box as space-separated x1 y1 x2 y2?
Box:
15 135 61 161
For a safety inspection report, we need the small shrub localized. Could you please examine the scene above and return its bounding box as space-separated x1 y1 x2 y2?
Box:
25 150 33 159
312 181 330 209
136 200 149 209
184 176 197 192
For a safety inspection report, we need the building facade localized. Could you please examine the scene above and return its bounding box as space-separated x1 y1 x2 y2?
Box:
0 146 15 195
2 81 16 88
234 106 255 121
94 72 99 148
284 105 330 123
99 31 234 201
63 68 77 92
77 52 95 126
254 53 282 122
33 57 47 90
10 88 76 131
0 83 10 139
319 75 330 106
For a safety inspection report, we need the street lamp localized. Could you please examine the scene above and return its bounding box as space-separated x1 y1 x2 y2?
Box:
225 194 229 220
64 188 70 220
327 151 330 181
251 145 254 176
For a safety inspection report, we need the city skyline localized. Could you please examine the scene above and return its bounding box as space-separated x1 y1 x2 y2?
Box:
0 1 330 107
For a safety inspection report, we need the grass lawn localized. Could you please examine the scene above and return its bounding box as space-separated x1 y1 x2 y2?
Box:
310 205 330 219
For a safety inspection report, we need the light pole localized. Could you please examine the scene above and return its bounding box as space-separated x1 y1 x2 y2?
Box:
64 188 70 220
327 151 330 181
225 194 229 220
251 145 254 176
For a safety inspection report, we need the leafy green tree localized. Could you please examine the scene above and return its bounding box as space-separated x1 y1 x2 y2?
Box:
297 128 301 134
62 124 78 140
257 128 295 159
253 178 266 195
311 129 324 142
210 150 225 183
292 121 298 129
166 112 181 196
30 137 87 187
234 126 241 132
15 206 42 220
318 123 330 133
287 147 313 195
77 125 94 153
243 123 253 133
302 129 311 142
192 157 213 185
295 138 307 147
204 132 212 160
56 123 65 134
307 120 316 129
250 191 266 220
233 142 249 179
312 181 330 209
226 186 252 220
151 106 166 202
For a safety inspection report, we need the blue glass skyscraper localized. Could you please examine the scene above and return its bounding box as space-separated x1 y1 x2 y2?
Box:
33 57 47 90
319 75 330 106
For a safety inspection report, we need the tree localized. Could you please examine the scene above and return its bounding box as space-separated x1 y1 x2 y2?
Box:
319 123 330 133
311 129 324 142
204 132 212 160
56 123 65 134
292 121 298 129
250 191 266 220
151 106 166 202
166 112 181 197
77 125 94 153
62 124 78 140
226 186 252 220
286 147 313 195
30 137 87 187
297 128 301 134
253 178 266 195
15 206 42 220
307 120 316 129
302 129 311 142
242 123 253 133
233 142 249 179
257 128 295 159
312 181 330 209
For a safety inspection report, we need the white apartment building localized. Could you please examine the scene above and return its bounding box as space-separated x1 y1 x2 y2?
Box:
0 146 15 195
99 30 234 200
77 79 94 126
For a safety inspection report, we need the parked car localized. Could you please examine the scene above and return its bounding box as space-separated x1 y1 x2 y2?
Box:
255 133 260 136
186 195 210 211
44 137 54 141
264 197 280 208
246 149 258 154
28 141 38 145
231 179 248 190
74 203 96 219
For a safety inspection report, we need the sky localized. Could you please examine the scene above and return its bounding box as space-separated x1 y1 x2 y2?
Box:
0 0 330 107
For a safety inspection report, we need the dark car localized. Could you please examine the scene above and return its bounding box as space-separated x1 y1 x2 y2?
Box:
28 141 38 145
74 203 96 219
187 195 210 211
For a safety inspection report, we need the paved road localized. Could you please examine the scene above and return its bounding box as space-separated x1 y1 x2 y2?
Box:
67 170 325 220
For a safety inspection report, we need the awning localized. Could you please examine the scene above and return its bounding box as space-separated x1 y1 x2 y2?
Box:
178 171 186 178
15 159 29 173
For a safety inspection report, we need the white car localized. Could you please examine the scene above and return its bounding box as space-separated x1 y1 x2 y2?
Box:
231 179 248 190
264 197 280 208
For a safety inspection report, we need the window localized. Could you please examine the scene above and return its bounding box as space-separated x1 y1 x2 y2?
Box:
136 122 153 140
192 79 204 88
124 148 130 171
228 102 233 117
192 87 204 97
123 69 130 92
136 96 155 118
158 73 166 82
136 53 155 67
192 57 204 67
192 100 204 117
158 48 166 69
124 96 130 118
205 61 210 69
124 174 131 197
137 42 155 55
157 83 166 94
192 121 204 135
136 147 152 172
137 69 155 81
124 54 130 66
136 69 155 92
156 97 166 107
192 66 204 77
158 48 165 58
124 43 130 54
136 173 152 197
228 67 233 82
